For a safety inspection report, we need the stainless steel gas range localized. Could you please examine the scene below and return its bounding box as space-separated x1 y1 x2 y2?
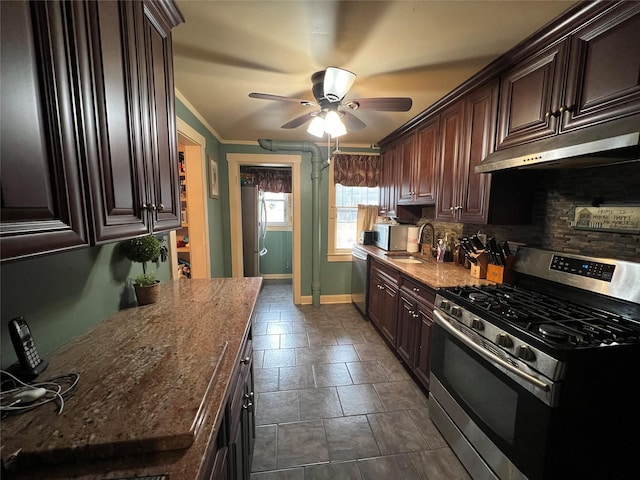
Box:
429 247 640 480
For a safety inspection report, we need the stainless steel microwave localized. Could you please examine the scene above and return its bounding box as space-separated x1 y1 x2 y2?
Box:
374 224 409 251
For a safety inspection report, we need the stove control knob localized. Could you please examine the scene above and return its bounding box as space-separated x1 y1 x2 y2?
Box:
439 300 451 312
471 319 484 331
516 345 536 362
451 306 462 318
496 333 514 348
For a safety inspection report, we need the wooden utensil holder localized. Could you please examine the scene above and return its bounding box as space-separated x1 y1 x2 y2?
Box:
486 256 516 284
469 252 489 279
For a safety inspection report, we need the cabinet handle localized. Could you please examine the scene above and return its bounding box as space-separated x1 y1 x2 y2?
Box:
240 356 251 365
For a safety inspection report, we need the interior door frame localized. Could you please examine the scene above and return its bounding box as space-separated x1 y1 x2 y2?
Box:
228 153 302 304
170 117 211 278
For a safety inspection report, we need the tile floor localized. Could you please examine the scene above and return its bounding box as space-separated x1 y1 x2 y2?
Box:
250 280 471 480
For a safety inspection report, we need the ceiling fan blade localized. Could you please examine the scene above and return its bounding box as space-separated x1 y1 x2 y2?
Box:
340 111 366 131
249 92 316 106
323 67 356 102
345 97 412 112
281 112 315 129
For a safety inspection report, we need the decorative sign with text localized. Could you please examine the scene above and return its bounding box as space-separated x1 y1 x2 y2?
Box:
572 205 640 234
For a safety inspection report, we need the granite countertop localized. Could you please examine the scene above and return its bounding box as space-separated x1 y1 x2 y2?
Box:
354 244 493 288
1 277 262 480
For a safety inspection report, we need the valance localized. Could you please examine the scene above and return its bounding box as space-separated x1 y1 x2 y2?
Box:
332 154 379 187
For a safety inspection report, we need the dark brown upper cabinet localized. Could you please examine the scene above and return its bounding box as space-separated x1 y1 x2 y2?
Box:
497 3 640 150
436 82 532 224
562 3 640 132
435 100 465 221
396 118 439 206
0 1 89 260
0 0 183 261
76 1 181 243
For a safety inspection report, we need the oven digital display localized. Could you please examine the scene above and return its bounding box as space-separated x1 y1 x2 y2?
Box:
550 255 615 281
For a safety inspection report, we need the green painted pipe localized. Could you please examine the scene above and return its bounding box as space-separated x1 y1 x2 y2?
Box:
257 139 323 307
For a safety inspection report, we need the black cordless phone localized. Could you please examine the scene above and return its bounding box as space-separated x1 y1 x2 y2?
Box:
8 317 49 378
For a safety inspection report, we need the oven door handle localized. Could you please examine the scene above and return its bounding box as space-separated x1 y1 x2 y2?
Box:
433 310 551 393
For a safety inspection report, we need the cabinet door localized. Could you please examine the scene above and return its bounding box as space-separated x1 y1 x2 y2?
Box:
562 3 640 132
496 40 568 150
435 101 464 220
378 149 396 213
413 309 433 389
77 1 150 242
396 135 417 204
459 82 498 224
0 1 89 261
142 2 181 232
414 117 439 204
397 293 418 366
379 276 399 346
368 268 384 330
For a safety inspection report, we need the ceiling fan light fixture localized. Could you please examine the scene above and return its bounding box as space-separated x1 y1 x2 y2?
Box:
324 110 347 138
323 67 356 102
307 116 325 138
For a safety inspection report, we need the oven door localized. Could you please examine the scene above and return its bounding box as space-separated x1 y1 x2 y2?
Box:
430 310 558 480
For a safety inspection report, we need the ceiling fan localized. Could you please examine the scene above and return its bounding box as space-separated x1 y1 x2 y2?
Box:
249 67 412 138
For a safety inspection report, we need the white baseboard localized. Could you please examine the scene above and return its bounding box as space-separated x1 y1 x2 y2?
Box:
299 294 352 305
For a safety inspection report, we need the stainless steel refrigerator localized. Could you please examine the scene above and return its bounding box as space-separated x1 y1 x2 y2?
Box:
241 185 267 276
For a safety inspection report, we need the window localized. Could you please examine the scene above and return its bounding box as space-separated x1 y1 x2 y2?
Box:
328 161 379 259
264 191 291 227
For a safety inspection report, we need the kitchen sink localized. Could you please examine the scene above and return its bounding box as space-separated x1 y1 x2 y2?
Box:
388 255 423 264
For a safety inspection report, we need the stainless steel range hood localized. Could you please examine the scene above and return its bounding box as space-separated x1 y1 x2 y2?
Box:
476 114 640 173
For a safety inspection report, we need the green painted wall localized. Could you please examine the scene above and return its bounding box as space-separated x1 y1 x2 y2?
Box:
261 230 292 275
0 238 172 369
175 100 226 278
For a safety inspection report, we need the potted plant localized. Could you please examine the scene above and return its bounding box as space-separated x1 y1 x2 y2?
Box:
121 235 162 305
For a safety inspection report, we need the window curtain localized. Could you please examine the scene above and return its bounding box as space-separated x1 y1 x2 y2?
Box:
357 204 379 233
332 154 380 187
243 168 291 193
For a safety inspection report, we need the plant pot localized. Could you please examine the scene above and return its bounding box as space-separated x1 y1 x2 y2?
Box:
134 281 161 305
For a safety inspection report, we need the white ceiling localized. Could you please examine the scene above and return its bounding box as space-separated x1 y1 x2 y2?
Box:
172 0 577 147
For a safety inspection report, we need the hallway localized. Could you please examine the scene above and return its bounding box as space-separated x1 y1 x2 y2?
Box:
250 281 470 479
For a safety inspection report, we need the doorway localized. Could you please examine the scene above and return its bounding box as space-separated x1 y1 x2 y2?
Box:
169 118 211 279
228 153 302 304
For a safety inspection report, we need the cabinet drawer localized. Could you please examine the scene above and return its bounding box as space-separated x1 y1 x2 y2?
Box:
401 276 435 308
371 260 400 285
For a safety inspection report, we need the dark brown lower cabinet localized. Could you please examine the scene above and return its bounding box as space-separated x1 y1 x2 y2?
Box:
204 333 254 480
367 258 435 391
226 338 255 480
368 260 400 346
397 277 435 390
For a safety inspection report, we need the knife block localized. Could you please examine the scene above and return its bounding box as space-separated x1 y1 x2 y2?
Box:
486 256 516 284
469 253 489 279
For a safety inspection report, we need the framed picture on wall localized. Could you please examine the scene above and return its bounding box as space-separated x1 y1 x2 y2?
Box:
209 155 219 199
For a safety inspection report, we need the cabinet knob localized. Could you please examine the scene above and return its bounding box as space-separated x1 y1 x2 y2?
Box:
545 110 561 119
240 356 251 365
413 312 419 319
449 206 455 212
242 402 254 412
559 105 574 114
144 203 157 212
158 203 164 212
244 391 254 400
413 287 420 293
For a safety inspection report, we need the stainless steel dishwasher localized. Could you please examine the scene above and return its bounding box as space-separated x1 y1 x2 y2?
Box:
351 247 369 317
